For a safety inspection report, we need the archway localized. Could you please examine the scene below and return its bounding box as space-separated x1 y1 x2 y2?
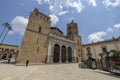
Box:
61 46 66 63
2 53 7 59
8 54 12 58
68 47 72 62
53 44 60 63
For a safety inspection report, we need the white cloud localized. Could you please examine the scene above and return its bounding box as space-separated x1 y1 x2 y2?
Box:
103 0 120 7
114 23 120 28
88 31 107 43
49 14 59 26
36 0 84 26
88 22 120 43
36 0 42 5
8 31 15 35
68 1 84 12
107 27 114 32
10 16 28 35
87 0 97 7
58 11 68 16
40 0 84 13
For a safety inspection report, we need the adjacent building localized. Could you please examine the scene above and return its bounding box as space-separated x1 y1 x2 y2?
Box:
0 43 19 60
82 37 120 61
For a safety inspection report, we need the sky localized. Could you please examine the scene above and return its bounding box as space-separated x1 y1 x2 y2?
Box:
0 0 120 47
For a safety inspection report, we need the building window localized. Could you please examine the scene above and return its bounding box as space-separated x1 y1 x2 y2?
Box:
0 48 3 53
86 47 91 53
35 13 38 16
10 49 14 54
4 48 9 53
39 27 41 33
69 26 71 29
101 46 107 52
47 18 49 21
78 49 80 52
37 38 39 44
69 31 71 35
75 31 77 34
37 47 39 53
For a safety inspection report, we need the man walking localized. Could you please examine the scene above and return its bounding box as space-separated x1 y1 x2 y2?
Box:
26 60 29 67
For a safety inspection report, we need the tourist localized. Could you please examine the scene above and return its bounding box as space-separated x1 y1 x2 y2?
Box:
26 60 29 67
8 58 11 63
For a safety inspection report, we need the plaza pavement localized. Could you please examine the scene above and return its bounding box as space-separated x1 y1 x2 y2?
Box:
0 60 120 80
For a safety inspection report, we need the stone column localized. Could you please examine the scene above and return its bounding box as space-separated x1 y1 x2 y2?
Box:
47 42 51 63
66 46 68 63
59 45 62 63
73 47 77 63
6 53 9 59
51 47 54 63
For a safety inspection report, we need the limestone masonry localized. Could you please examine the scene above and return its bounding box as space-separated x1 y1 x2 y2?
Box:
16 8 82 64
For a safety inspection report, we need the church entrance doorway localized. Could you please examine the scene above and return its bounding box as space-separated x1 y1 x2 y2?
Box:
53 44 60 63
61 46 66 63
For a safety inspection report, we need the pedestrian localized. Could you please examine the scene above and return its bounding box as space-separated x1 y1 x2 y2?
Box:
26 60 29 67
8 58 11 63
92 61 96 70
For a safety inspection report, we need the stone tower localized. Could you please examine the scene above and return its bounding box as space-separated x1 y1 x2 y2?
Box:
67 20 82 61
16 8 51 64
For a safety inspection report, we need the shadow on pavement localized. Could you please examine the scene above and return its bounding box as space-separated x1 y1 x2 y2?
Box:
0 60 16 65
94 70 120 78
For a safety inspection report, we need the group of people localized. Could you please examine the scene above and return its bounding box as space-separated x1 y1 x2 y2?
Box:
85 57 97 69
80 57 97 69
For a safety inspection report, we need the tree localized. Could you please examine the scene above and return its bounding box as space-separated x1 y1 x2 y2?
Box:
99 53 103 59
0 22 12 44
0 22 8 39
110 50 118 57
105 51 110 58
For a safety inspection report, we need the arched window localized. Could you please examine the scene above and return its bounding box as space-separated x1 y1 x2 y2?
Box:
101 46 107 52
39 27 41 33
37 47 39 53
69 26 71 29
86 47 91 53
37 38 39 44
0 48 3 53
69 31 71 35
75 31 77 34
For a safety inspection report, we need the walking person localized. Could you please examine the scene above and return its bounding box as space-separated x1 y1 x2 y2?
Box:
26 60 29 67
92 61 96 70
8 58 11 63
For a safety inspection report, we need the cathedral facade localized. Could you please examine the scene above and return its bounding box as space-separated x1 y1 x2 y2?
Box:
16 8 120 65
16 8 82 64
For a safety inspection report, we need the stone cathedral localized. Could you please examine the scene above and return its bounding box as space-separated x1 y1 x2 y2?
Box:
16 8 82 64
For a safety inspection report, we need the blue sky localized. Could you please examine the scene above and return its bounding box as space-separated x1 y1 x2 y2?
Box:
0 0 120 46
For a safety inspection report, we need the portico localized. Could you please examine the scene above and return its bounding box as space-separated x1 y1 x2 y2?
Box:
47 33 77 63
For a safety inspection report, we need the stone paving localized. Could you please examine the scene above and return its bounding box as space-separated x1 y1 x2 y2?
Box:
0 60 120 80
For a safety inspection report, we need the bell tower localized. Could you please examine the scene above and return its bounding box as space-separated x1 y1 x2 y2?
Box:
67 20 79 41
16 8 51 64
67 20 83 62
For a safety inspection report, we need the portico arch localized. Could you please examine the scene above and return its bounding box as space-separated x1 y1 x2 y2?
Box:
68 47 72 62
61 46 66 63
53 44 60 63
